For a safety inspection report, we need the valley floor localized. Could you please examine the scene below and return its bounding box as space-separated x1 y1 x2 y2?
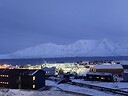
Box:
1 80 128 96
0 89 84 96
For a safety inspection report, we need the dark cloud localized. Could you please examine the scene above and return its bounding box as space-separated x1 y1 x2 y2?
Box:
0 0 128 53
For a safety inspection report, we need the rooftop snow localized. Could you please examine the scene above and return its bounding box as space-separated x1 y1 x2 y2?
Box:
93 64 123 69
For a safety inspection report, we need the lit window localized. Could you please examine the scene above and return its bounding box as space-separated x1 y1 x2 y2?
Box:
0 75 9 77
33 76 36 80
101 77 105 79
33 85 35 88
0 82 8 84
96 77 99 79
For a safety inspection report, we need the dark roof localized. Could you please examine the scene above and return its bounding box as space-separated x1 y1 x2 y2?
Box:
0 69 44 76
86 72 113 76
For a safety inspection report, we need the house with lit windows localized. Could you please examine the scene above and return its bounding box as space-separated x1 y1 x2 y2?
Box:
0 69 45 90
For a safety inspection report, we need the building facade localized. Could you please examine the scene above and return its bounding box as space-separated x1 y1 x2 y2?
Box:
0 69 45 90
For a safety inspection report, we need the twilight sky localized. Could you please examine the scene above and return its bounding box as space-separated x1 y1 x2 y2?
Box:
0 0 128 54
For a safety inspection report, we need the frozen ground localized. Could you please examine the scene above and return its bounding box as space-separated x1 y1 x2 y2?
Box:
0 80 127 96
0 88 83 96
46 80 122 96
0 80 85 96
72 79 128 91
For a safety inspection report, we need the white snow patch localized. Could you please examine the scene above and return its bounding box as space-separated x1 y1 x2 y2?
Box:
0 38 128 59
72 79 128 90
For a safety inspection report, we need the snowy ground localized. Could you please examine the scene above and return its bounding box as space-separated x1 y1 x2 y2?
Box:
0 80 85 96
0 89 84 96
0 88 83 96
1 80 127 96
46 80 122 96
72 79 128 91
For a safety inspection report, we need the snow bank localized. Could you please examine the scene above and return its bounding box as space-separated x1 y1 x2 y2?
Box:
72 79 128 90
57 84 117 96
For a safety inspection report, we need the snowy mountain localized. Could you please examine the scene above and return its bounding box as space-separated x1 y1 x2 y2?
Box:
0 39 128 59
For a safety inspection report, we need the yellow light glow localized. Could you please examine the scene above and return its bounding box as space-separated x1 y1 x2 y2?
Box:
101 77 105 79
33 85 35 88
0 75 9 77
0 82 8 84
33 76 36 80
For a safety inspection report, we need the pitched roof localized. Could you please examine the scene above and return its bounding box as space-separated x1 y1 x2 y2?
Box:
0 69 44 76
93 64 123 69
87 72 112 76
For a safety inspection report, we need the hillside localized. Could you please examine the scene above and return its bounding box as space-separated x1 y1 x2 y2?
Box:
0 39 128 59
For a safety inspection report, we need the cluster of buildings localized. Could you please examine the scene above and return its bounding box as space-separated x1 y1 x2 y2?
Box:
0 60 128 90
84 61 128 82
86 64 124 82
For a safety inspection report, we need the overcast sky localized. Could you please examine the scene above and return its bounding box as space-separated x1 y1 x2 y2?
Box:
0 0 128 54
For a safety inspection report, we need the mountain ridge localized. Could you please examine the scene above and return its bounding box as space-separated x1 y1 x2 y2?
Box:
0 39 127 59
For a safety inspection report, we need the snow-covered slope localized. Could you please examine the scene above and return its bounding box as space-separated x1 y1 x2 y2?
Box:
0 39 128 59
87 38 128 56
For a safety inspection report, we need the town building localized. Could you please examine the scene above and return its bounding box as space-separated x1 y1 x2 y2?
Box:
0 69 45 90
86 72 113 82
90 64 124 74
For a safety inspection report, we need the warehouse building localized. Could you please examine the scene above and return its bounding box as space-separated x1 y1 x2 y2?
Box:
86 72 113 82
90 64 124 74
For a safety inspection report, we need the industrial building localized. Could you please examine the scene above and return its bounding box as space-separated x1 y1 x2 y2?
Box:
90 64 124 74
42 67 56 77
0 69 45 90
86 72 113 82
